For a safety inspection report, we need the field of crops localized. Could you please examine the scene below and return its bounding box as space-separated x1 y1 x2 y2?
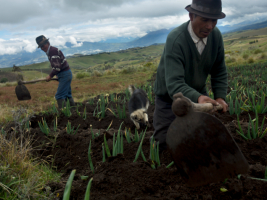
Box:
2 61 267 199
1 29 267 198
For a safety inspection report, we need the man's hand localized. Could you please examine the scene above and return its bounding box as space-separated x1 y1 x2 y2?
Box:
215 98 228 113
198 95 228 113
46 75 51 82
198 95 219 106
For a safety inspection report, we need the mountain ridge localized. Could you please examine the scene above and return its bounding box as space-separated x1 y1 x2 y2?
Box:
1 19 267 68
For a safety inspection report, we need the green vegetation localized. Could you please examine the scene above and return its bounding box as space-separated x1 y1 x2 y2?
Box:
0 77 8 83
149 137 161 169
222 27 267 66
76 72 91 79
63 170 93 200
38 118 50 136
66 121 80 135
1 45 163 74
236 112 267 140
0 134 61 199
1 27 267 198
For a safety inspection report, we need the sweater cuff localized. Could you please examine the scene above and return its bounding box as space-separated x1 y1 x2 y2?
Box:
214 92 226 101
191 92 202 103
49 70 56 78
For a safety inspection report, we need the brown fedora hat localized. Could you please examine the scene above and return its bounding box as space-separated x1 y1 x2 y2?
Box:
185 0 226 19
36 35 49 48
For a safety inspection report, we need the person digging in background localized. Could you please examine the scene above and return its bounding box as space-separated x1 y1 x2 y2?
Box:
152 0 229 152
36 35 75 109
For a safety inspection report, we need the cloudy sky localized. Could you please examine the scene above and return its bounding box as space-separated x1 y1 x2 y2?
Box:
0 0 267 56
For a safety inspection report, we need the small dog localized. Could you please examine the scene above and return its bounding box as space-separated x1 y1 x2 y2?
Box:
128 85 150 129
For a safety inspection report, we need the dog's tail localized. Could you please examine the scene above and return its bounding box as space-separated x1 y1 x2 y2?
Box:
128 85 137 96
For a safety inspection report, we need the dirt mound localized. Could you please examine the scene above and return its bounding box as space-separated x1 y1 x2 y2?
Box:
4 91 267 199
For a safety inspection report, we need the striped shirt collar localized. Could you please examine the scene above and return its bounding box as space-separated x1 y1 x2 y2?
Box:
188 21 208 45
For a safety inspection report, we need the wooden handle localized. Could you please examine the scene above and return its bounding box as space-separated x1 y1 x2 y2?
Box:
20 78 58 84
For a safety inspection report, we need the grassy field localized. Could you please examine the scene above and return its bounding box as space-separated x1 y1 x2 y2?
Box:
222 27 267 66
0 45 163 72
1 25 267 77
1 26 267 123
0 68 156 124
1 26 267 199
222 27 267 39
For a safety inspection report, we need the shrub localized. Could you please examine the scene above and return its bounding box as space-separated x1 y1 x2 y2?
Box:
254 49 262 54
4 82 17 87
92 70 103 77
0 134 61 199
150 64 157 71
247 57 254 64
76 72 90 79
225 54 231 59
0 77 8 83
119 66 137 74
260 53 266 59
111 68 119 74
242 54 249 60
144 62 153 68
104 69 114 76
225 57 236 64
141 67 148 72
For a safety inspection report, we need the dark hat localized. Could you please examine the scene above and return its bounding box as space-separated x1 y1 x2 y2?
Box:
36 35 49 48
185 0 226 19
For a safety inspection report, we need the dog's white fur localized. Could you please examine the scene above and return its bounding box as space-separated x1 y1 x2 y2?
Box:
128 85 150 129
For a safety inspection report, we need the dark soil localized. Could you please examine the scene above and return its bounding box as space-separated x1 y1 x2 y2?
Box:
3 74 267 199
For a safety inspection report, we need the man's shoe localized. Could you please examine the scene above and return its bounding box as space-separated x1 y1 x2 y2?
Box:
68 97 75 107
57 99 65 109
68 97 77 112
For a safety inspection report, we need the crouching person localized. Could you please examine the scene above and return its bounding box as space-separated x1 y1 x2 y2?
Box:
152 0 229 152
36 35 75 109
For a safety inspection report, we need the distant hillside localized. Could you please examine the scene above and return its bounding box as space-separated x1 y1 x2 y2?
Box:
0 30 170 68
227 20 267 33
1 44 165 72
128 29 173 46
222 27 267 39
217 19 267 33
1 19 267 69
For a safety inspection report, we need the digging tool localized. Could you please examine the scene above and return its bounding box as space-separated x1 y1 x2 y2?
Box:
166 93 249 187
15 78 58 101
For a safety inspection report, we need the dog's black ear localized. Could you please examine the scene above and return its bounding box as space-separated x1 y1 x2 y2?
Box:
128 85 136 96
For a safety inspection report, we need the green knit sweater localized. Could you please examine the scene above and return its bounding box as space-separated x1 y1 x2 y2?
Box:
154 21 228 103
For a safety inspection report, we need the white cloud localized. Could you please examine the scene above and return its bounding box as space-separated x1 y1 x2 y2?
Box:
69 36 83 47
23 40 36 53
0 0 266 56
51 36 67 48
